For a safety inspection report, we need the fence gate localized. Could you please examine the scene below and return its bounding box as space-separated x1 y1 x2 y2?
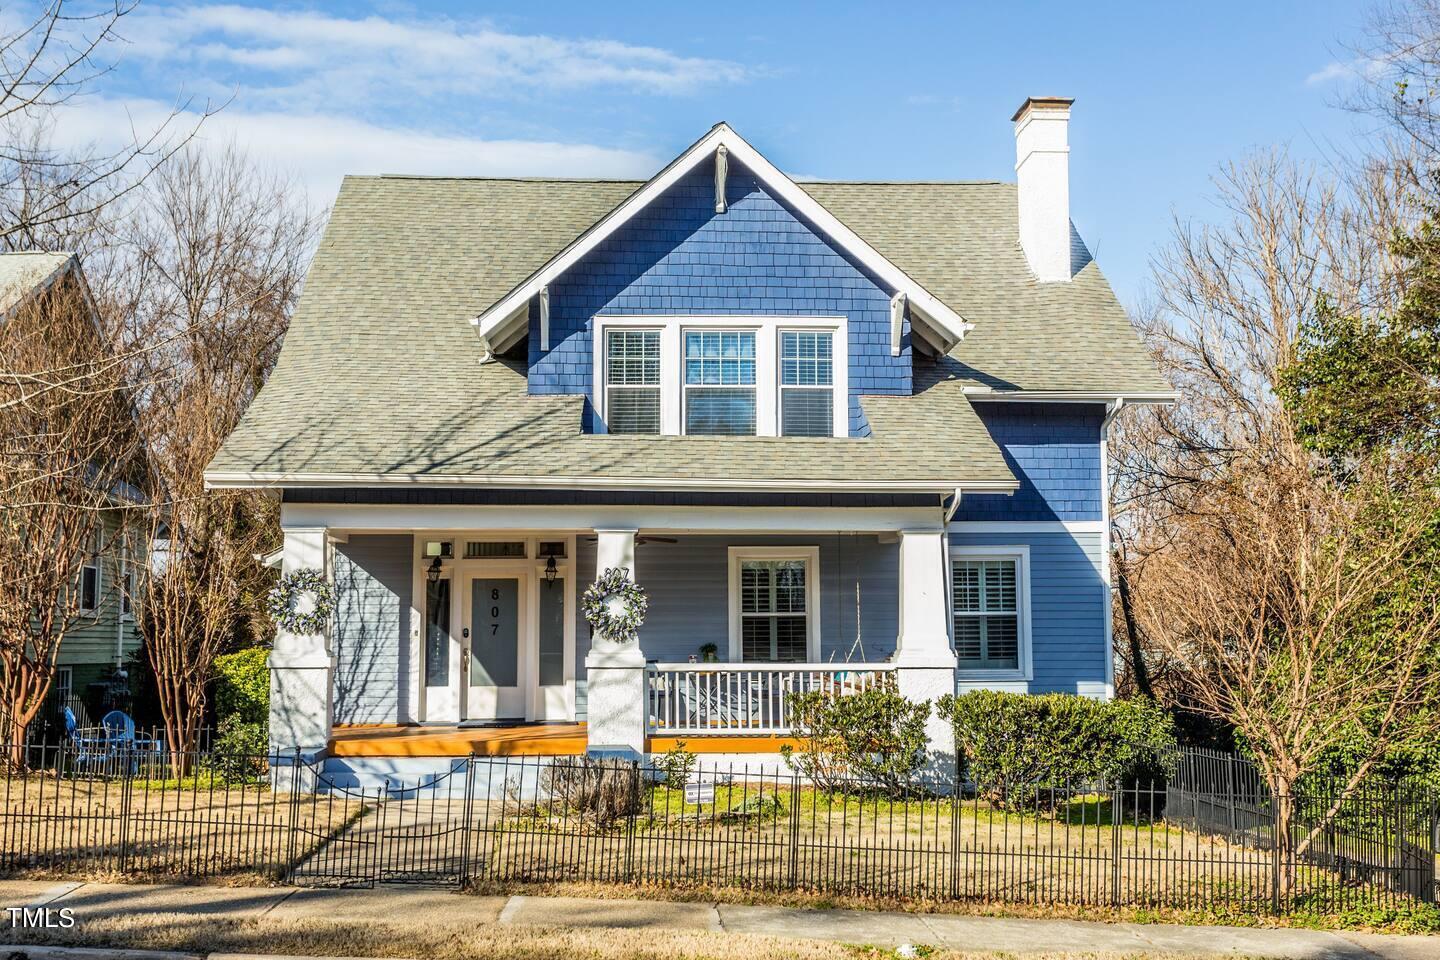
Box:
285 761 471 888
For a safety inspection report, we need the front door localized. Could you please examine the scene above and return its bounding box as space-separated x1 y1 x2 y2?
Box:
464 572 528 720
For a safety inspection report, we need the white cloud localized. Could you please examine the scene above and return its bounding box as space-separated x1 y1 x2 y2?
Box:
1306 56 1389 86
48 96 659 202
121 4 753 110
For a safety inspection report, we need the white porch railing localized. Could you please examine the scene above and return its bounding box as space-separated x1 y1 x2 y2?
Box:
646 663 897 736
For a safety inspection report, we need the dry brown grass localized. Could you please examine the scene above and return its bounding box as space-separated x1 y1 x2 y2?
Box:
6 912 1248 960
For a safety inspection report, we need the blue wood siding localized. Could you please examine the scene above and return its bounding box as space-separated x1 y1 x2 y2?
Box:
332 534 414 725
949 527 1107 693
573 533 899 690
528 157 908 436
954 403 1104 522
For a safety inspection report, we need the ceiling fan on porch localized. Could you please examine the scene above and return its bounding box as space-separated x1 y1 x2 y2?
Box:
582 535 678 545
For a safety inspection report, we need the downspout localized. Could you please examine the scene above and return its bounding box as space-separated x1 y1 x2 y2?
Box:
1099 398 1124 699
941 487 962 652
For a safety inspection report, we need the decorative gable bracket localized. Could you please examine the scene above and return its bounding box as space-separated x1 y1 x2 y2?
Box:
469 123 973 358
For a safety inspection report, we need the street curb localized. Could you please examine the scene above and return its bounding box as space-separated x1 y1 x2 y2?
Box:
1 946 203 960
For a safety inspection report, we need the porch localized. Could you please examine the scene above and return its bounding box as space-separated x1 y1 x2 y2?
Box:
268 500 961 762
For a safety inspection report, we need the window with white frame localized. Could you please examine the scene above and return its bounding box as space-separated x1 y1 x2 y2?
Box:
951 554 1026 672
594 318 847 438
729 547 818 662
604 328 661 434
779 330 834 437
684 330 756 435
79 530 100 613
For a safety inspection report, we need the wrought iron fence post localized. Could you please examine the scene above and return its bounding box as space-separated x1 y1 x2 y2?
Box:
1226 756 1238 836
116 757 133 874
459 754 477 888
949 752 961 901
786 771 800 889
284 748 302 883
1109 782 1122 906
1270 797 1282 914
624 760 639 883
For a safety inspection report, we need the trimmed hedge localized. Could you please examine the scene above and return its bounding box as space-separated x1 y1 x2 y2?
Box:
782 682 929 796
214 648 269 726
937 690 1175 805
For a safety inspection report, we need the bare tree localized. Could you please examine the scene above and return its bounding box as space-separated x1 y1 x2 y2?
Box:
127 147 319 763
0 262 140 764
1129 450 1440 896
0 1 214 250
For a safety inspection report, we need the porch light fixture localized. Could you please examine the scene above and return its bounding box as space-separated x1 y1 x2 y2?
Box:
538 542 560 587
426 556 443 585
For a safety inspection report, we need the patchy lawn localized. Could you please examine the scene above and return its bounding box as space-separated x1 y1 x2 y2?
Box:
7 912 1263 960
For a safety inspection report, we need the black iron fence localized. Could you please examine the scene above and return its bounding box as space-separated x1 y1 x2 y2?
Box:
0 742 1435 915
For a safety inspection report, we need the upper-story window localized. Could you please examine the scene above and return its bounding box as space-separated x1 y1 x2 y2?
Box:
594 317 847 438
604 329 661 434
779 331 833 437
684 330 756 435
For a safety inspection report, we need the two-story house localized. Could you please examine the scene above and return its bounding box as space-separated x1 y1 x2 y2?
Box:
207 98 1172 785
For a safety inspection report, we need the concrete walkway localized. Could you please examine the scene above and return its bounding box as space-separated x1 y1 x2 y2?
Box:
0 880 1436 959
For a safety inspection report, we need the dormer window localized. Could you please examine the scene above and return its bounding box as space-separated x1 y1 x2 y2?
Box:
593 316 847 438
604 329 662 434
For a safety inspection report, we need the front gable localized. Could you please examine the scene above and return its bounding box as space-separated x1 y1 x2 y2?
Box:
527 156 908 436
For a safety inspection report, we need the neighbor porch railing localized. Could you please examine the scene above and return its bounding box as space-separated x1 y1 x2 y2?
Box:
646 662 896 736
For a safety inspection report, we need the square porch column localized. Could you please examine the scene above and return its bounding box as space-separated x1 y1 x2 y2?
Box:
269 526 334 760
895 528 958 787
584 528 647 758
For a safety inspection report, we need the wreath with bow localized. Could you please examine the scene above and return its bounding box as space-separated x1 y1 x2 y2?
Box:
581 566 648 644
266 568 334 634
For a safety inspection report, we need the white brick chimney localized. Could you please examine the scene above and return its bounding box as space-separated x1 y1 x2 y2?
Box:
1013 96 1074 283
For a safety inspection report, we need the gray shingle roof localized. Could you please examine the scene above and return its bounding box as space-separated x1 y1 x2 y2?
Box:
207 175 1167 491
0 251 74 315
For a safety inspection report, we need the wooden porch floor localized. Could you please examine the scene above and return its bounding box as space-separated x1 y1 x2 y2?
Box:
328 723 588 757
327 724 804 758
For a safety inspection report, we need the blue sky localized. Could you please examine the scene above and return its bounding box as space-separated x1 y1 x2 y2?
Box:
67 0 1379 306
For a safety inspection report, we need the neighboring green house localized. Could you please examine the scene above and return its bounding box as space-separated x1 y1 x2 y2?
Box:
0 252 145 726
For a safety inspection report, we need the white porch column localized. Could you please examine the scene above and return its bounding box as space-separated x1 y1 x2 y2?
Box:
584 528 647 758
894 528 959 787
269 526 333 760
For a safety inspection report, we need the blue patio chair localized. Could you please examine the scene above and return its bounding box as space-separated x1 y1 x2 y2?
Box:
100 710 159 773
65 707 113 773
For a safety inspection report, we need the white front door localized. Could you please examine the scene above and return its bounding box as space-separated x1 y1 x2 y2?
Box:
464 570 528 720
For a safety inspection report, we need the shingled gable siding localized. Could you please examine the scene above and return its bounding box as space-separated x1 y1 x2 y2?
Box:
527 157 909 436
953 402 1104 522
332 534 414 725
949 528 1107 694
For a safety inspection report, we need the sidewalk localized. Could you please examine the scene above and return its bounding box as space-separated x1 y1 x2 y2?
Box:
0 879 1435 959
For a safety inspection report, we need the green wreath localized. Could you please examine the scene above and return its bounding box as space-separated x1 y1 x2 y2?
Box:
582 566 647 644
266 568 334 634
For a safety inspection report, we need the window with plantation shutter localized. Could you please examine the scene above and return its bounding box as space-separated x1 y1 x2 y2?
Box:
952 558 1021 670
729 548 818 662
605 329 661 434
779 330 833 436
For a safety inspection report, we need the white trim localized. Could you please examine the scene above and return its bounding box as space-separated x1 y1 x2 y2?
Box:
963 389 1177 404
282 503 942 535
593 315 848 439
538 286 550 352
469 123 971 355
726 546 821 662
948 544 1033 682
210 471 1016 495
889 292 905 358
949 520 1104 534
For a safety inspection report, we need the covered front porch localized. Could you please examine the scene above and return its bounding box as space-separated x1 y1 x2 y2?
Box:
268 497 959 761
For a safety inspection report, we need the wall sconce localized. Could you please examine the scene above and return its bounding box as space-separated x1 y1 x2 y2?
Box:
538 542 562 587
426 556 443 584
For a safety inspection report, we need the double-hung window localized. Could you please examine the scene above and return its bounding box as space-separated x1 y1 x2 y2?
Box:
605 329 661 434
79 530 101 613
779 331 834 437
729 548 818 662
951 552 1028 672
684 330 756 435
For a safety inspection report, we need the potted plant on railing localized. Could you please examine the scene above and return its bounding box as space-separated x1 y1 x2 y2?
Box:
698 642 719 663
